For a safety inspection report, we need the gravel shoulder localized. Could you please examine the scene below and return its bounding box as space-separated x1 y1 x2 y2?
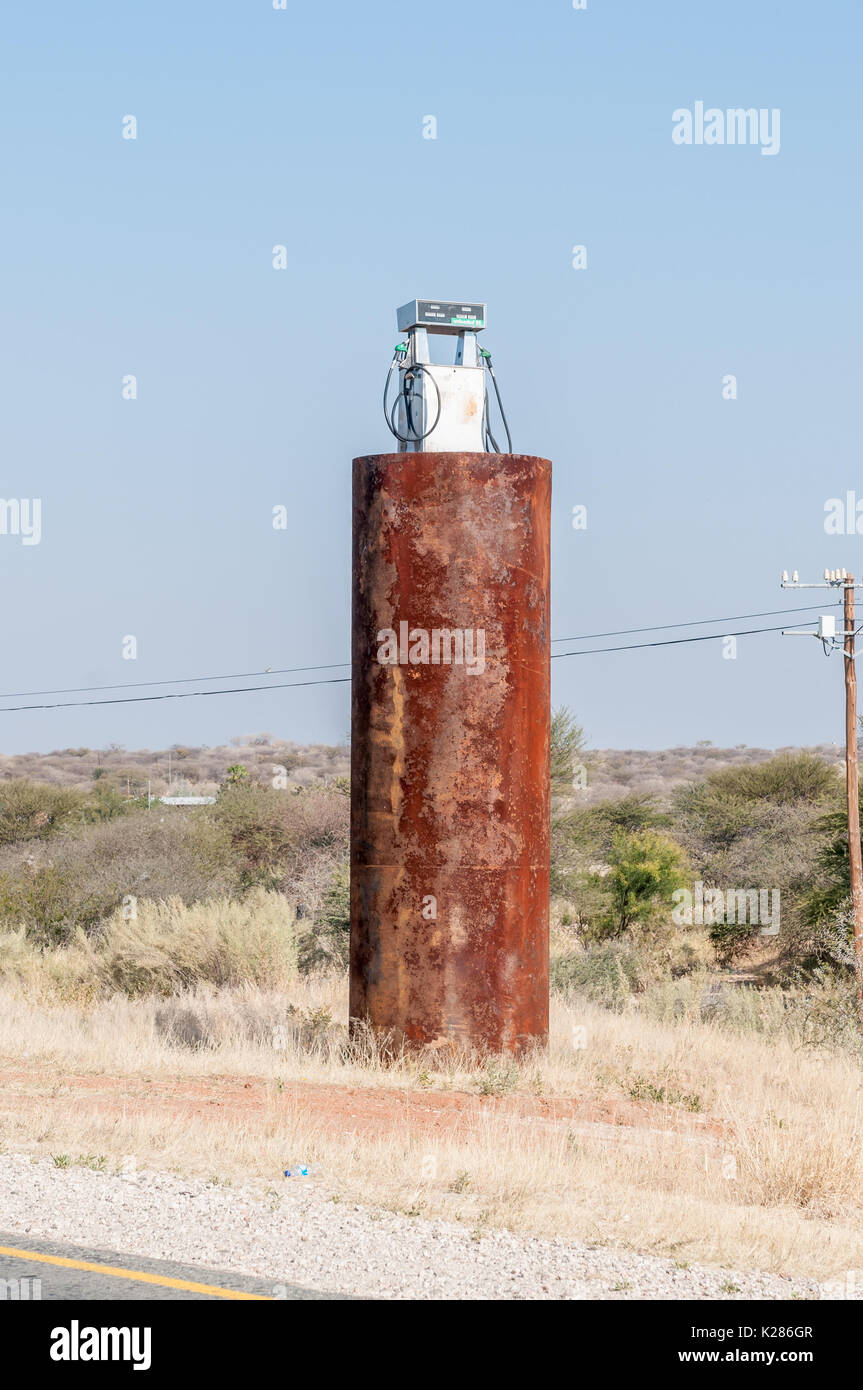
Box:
0 1154 830 1301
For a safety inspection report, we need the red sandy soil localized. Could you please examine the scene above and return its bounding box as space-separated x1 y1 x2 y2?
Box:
0 1063 726 1147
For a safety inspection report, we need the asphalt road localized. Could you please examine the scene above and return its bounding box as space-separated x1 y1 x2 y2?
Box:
0 1232 350 1300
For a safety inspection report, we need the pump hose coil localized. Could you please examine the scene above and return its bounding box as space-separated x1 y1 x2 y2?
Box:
382 357 442 444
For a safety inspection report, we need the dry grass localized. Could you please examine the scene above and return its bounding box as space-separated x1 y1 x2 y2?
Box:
95 892 299 995
1 973 862 1279
2 741 857 1281
0 891 299 1000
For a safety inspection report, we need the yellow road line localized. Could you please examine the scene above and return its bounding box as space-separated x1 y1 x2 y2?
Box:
0 1245 272 1300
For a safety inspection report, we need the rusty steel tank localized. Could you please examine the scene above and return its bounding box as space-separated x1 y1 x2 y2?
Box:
349 451 550 1055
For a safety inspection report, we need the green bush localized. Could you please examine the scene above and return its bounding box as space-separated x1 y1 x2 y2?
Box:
0 864 114 945
700 752 841 807
670 760 833 974
212 783 294 886
597 828 688 939
801 810 863 943
551 795 663 867
673 755 838 851
0 778 134 850
588 794 666 840
0 781 88 846
319 860 349 933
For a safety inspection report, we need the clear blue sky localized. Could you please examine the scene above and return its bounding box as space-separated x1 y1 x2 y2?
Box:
1 0 860 755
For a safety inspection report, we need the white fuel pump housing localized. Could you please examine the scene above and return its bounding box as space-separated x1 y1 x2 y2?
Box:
392 299 487 453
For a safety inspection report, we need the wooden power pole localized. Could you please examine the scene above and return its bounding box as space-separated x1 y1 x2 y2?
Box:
843 576 863 1013
782 569 863 1017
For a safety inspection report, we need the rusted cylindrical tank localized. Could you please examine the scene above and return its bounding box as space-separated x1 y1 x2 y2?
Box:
349 452 550 1055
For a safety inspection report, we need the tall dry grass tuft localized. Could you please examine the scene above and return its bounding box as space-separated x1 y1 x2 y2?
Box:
96 891 298 996
0 927 98 1002
729 1105 863 1216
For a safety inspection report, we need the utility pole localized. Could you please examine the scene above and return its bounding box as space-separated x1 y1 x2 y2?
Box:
782 568 863 1017
844 576 863 1006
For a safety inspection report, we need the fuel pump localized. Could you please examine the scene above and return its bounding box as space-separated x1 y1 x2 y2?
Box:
382 299 512 453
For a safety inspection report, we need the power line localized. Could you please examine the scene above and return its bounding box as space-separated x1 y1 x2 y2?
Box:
0 622 802 712
550 603 839 644
0 660 352 701
0 605 834 704
0 675 352 714
551 622 794 660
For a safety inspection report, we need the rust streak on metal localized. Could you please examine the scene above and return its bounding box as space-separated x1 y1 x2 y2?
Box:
350 452 551 1054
